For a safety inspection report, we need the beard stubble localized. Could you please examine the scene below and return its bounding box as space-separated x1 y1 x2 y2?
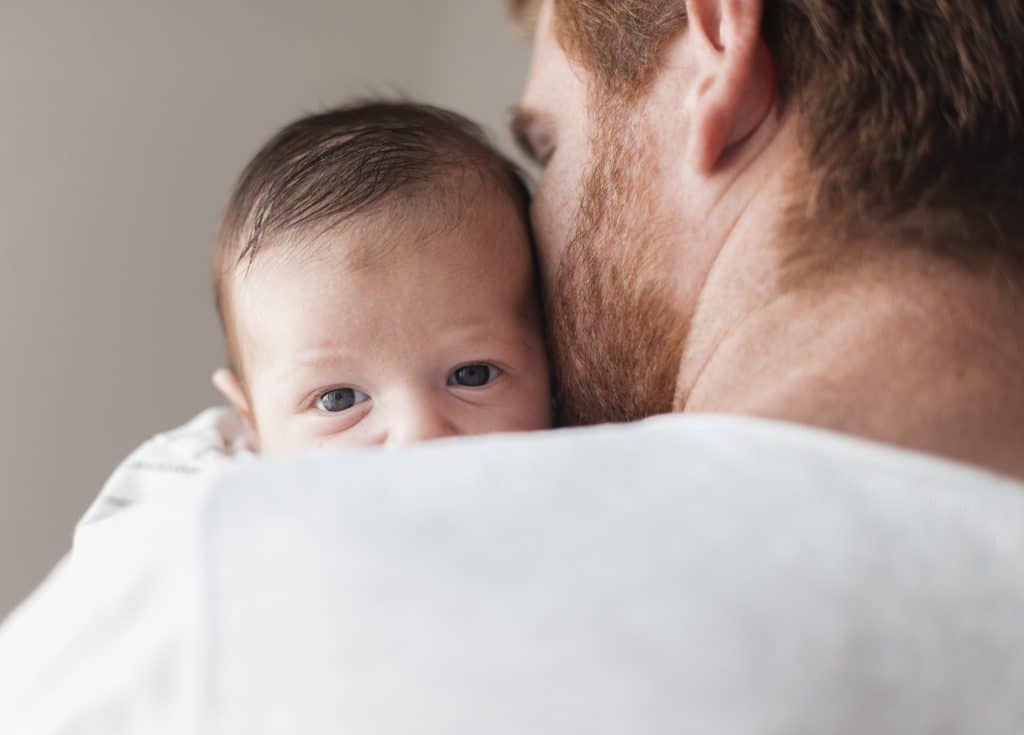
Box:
545 108 690 426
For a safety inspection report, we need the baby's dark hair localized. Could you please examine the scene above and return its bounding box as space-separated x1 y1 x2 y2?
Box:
212 100 532 371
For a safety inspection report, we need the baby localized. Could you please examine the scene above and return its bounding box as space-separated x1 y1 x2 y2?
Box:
210 101 552 455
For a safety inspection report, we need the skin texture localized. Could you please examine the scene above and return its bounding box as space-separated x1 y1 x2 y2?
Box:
214 187 551 455
514 0 1024 478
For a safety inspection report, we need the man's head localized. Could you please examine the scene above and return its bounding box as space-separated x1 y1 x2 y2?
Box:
510 0 1024 425
212 102 551 454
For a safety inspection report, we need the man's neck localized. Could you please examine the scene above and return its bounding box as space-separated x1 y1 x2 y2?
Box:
678 240 1024 480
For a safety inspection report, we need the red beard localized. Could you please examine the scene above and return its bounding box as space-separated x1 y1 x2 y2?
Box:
545 112 689 426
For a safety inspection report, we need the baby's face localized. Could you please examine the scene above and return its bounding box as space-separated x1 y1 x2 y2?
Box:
230 196 551 455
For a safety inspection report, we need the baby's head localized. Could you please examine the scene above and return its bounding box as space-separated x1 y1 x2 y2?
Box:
212 102 551 455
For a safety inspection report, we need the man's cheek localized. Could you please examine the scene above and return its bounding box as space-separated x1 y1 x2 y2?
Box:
531 165 582 275
529 179 565 277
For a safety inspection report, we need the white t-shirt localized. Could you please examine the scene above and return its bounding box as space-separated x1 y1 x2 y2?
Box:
1 410 1023 734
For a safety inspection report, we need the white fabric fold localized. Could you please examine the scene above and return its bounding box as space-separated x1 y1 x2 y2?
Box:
2 411 1023 733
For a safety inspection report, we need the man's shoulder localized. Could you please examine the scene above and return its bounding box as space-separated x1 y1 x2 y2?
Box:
210 412 1023 573
5 413 1024 733
184 414 1024 732
234 412 1019 503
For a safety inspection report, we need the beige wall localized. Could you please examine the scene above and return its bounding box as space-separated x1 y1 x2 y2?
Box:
0 1 531 617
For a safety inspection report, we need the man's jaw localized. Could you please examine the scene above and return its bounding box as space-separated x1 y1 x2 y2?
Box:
545 111 691 426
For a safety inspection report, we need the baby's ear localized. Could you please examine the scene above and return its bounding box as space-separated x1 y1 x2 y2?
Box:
212 368 257 446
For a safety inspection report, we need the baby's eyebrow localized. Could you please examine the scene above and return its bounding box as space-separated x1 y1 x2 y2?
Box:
442 323 540 355
292 349 355 371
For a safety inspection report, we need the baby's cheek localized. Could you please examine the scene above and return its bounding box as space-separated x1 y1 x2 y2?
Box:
254 421 304 457
251 410 322 457
521 355 555 430
287 412 384 453
495 374 553 433
312 420 386 449
523 377 555 431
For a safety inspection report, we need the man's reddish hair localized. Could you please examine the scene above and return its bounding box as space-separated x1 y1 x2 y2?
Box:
510 0 1024 266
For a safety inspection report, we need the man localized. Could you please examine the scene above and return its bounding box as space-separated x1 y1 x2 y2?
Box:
1 2 1023 732
510 0 1024 477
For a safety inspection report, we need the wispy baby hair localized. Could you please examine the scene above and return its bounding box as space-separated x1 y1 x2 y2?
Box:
212 100 531 370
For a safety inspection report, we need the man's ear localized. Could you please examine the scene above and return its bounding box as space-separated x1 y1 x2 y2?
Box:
684 0 775 174
212 368 258 449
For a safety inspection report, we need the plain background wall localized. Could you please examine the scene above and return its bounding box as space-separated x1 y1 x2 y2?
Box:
0 1 532 618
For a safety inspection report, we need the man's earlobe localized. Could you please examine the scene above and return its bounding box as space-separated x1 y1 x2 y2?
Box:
685 0 774 174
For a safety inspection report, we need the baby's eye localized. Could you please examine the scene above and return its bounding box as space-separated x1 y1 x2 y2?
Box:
447 363 503 388
317 388 370 413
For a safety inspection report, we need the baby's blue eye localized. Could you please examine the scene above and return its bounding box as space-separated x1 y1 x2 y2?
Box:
448 364 502 388
317 388 370 413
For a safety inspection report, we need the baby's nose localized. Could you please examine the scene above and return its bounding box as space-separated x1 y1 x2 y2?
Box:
386 398 458 447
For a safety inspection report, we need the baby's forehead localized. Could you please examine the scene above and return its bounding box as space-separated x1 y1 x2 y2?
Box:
220 111 530 275
214 101 536 376
230 177 535 314
248 171 529 274
228 191 540 368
